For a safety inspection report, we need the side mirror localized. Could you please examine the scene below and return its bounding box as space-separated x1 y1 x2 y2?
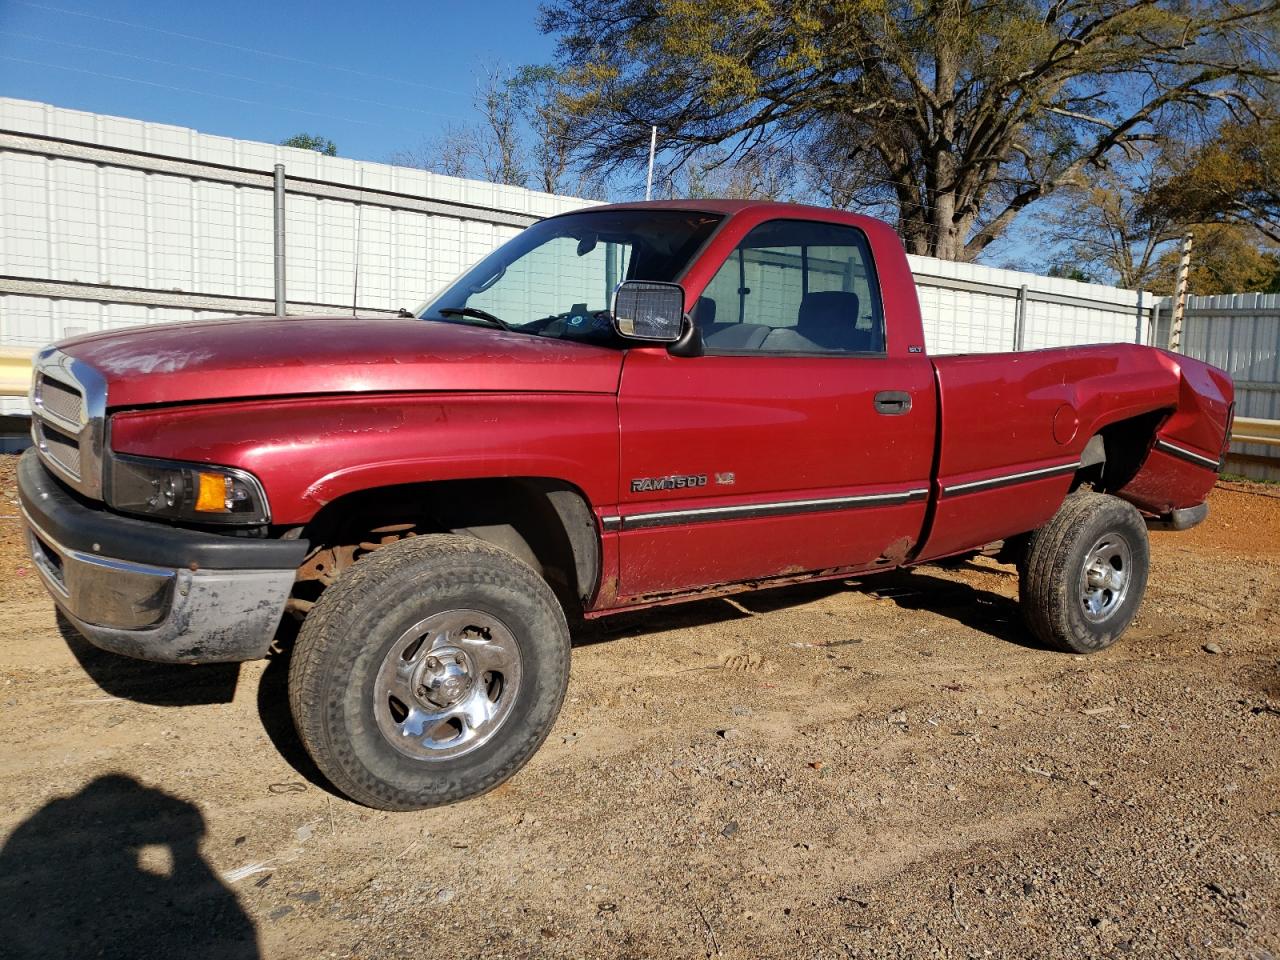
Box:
611 280 687 343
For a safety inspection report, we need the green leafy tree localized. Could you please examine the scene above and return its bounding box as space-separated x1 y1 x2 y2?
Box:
1153 223 1280 295
541 0 1280 261
280 133 337 156
1046 263 1098 284
1150 114 1280 245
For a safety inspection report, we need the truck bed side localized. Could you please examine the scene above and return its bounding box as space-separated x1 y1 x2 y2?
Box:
917 343 1233 561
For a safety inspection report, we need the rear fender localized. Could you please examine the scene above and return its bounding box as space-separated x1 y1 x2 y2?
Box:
1109 353 1232 514
920 344 1229 559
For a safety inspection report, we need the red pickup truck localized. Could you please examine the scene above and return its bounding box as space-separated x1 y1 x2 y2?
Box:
20 200 1233 810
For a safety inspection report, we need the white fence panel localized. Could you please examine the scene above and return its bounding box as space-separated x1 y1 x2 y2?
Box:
0 294 237 347
4 97 1166 418
907 255 1150 355
914 284 1015 354
1174 293 1280 481
0 98 591 413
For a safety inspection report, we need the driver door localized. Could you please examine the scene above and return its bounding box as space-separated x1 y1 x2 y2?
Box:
614 218 936 601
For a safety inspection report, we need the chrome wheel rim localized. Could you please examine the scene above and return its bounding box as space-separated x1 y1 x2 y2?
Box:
373 609 523 761
1079 534 1132 622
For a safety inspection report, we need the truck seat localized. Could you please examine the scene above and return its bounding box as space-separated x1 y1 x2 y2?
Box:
796 291 875 351
704 323 771 350
697 297 771 351
758 327 823 352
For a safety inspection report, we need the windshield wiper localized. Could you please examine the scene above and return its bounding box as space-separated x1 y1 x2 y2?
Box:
437 307 513 331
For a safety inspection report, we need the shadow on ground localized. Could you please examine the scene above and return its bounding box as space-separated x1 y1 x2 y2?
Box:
576 566 1046 651
877 568 1044 650
255 648 333 793
0 775 259 960
58 612 241 706
56 565 1048 791
59 609 335 797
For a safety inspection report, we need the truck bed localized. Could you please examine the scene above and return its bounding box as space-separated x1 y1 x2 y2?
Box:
919 343 1233 561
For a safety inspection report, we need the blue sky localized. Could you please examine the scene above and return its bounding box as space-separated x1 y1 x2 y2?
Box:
0 0 555 162
0 0 1039 266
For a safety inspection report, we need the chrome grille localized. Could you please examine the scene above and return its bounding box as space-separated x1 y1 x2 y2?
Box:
35 375 84 426
39 423 82 477
30 349 107 499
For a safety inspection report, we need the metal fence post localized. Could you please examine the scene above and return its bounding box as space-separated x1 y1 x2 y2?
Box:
273 163 287 317
1169 232 1193 351
1013 284 1028 351
1135 289 1144 344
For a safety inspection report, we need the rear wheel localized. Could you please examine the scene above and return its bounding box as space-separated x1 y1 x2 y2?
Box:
288 534 570 810
1019 491 1150 653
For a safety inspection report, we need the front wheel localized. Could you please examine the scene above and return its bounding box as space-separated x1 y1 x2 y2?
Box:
1019 491 1150 653
288 534 571 811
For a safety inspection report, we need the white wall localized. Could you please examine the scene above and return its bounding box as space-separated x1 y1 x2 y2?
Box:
0 97 596 413
1170 293 1280 481
2 97 1156 418
0 97 586 332
907 256 1151 355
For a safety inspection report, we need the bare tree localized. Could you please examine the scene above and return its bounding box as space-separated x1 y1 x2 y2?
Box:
1038 159 1180 288
508 65 575 193
676 145 798 200
473 66 527 187
389 64 606 197
388 66 526 186
388 123 471 179
541 0 1280 260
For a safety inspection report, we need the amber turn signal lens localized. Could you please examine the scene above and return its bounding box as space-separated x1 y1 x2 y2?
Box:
194 471 229 513
106 454 268 524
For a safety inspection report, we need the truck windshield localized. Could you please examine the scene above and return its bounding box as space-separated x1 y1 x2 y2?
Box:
417 209 723 345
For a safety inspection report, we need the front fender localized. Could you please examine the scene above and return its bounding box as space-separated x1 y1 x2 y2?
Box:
108 392 620 525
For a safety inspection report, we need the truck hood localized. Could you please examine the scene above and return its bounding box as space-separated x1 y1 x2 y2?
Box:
58 315 625 408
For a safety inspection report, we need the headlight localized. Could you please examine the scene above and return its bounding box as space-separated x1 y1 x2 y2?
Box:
105 453 271 525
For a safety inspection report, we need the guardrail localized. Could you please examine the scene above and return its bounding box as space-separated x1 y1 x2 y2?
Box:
1232 416 1280 447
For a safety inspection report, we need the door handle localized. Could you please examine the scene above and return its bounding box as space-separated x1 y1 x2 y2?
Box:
874 391 912 415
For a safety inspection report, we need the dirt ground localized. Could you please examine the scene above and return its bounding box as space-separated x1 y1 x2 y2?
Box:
0 453 1277 960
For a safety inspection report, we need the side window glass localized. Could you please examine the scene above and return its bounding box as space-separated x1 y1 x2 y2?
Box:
696 220 884 355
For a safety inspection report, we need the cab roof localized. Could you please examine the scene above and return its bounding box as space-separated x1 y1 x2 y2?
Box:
574 198 844 216
553 198 894 237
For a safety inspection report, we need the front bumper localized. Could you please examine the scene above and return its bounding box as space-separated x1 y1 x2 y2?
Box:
17 449 309 663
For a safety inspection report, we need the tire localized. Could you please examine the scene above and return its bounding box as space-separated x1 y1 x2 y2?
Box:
1019 491 1150 654
288 534 571 811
